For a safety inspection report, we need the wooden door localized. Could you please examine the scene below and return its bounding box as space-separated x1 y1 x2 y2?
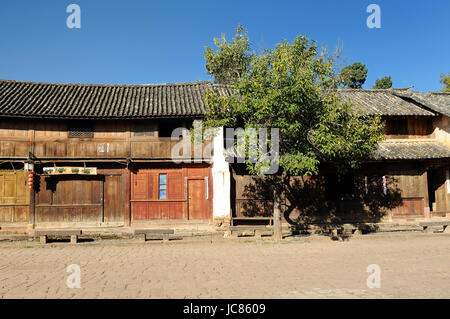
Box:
434 168 447 212
103 175 123 223
188 179 209 220
0 170 30 223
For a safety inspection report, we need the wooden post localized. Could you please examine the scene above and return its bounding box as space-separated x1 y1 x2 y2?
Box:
124 166 131 227
423 169 431 220
70 235 78 244
40 235 47 244
273 188 282 241
29 182 35 228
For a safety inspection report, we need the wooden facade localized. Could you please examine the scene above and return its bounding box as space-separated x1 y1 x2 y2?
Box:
131 164 211 222
231 115 450 224
0 118 213 228
0 80 448 229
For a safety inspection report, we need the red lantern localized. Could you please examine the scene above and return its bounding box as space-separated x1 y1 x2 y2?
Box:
28 170 34 188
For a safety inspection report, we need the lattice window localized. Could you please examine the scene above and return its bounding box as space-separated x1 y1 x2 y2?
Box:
68 125 94 138
134 122 156 137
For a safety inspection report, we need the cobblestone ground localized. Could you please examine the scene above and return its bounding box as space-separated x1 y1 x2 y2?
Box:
1 234 450 299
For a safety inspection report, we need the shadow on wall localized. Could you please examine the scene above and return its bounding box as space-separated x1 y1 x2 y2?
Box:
238 172 403 232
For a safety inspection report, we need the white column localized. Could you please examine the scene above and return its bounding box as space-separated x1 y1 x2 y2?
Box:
212 127 231 219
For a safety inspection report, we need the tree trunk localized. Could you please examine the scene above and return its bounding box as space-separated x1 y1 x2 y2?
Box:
273 188 282 241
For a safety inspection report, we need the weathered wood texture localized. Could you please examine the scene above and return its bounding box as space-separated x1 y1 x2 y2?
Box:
0 119 212 160
231 163 437 222
384 117 433 139
0 120 32 158
34 168 124 225
0 170 30 223
131 165 211 221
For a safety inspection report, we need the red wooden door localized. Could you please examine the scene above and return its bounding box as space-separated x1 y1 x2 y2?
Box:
188 179 209 220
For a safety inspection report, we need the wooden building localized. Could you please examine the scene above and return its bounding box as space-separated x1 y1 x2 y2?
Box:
0 79 231 229
231 89 450 225
0 78 448 231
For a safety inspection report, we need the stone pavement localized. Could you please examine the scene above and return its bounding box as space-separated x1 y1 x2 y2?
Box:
1 234 450 298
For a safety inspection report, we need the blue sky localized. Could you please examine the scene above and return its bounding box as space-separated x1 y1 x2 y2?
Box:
0 0 448 92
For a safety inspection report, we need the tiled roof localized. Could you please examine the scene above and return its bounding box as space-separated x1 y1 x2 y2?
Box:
391 90 450 117
338 89 437 116
0 79 232 119
373 140 450 160
0 79 444 119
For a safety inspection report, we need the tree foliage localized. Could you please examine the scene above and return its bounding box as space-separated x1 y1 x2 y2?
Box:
441 73 450 92
373 76 392 89
203 27 384 177
204 25 252 85
340 62 368 89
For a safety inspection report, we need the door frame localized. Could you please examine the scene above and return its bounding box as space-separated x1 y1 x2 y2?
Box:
186 176 210 220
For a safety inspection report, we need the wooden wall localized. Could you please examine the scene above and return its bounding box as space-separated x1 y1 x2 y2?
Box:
384 117 434 139
0 119 212 160
34 166 124 226
231 163 434 223
0 120 33 158
131 164 212 222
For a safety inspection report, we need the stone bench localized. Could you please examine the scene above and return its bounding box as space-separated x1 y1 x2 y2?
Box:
34 230 82 244
420 221 450 233
133 229 175 242
227 226 274 238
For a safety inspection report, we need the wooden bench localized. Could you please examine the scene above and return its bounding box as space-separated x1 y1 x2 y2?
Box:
34 230 82 244
420 221 450 233
227 226 273 238
133 229 174 242
231 217 273 226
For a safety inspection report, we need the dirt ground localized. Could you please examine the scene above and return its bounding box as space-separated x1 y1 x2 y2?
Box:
1 233 450 299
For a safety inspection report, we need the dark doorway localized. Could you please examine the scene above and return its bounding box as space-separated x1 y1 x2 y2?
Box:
427 168 446 212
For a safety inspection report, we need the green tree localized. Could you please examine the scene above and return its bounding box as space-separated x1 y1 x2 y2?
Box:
373 76 392 89
204 25 252 85
340 62 368 89
203 27 384 240
440 73 450 92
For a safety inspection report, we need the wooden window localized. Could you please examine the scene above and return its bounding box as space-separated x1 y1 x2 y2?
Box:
68 124 94 138
159 120 184 137
134 122 156 137
159 174 167 199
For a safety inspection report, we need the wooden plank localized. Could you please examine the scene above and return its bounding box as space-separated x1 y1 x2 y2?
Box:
133 229 174 235
35 230 82 236
35 175 104 223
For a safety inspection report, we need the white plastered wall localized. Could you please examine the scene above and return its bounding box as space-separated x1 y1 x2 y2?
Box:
212 127 231 219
